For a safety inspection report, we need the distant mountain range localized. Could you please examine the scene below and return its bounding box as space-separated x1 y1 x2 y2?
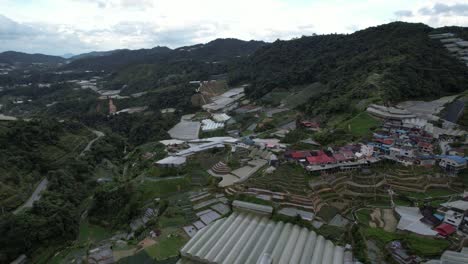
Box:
63 38 267 71
0 38 267 70
1 23 467 120
0 51 65 65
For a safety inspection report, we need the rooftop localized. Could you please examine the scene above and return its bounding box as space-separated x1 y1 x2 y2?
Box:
179 212 348 264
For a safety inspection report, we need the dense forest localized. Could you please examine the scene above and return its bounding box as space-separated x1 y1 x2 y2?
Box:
229 22 468 116
64 38 266 72
0 119 128 262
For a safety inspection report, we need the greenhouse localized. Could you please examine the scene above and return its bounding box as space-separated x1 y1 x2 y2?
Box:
178 212 351 264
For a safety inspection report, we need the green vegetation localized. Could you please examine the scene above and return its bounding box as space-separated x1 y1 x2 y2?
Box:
355 209 372 225
232 22 468 118
137 177 191 201
78 220 113 243
245 164 311 195
339 112 381 138
145 234 187 260
364 227 450 257
0 119 126 263
234 193 274 206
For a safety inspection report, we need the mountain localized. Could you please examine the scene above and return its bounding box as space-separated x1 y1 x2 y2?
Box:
173 38 267 61
64 38 266 71
64 46 172 71
61 53 75 59
0 51 66 65
69 50 123 61
229 22 468 118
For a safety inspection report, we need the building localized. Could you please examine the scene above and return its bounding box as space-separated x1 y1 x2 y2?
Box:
155 156 187 168
179 211 350 264
202 88 245 113
88 244 114 264
300 121 320 131
307 150 335 165
108 98 117 114
201 119 224 132
434 223 456 237
439 155 467 174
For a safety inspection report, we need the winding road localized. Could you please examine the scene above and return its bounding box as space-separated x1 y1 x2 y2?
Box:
13 178 48 215
13 129 105 214
80 130 105 156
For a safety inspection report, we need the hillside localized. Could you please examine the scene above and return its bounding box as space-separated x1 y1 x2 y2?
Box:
64 38 266 72
0 51 65 64
0 120 93 212
63 46 172 71
230 22 468 118
68 49 123 61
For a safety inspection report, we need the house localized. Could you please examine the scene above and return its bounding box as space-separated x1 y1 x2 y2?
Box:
299 121 320 131
420 206 442 227
439 155 467 174
416 156 436 167
387 241 422 264
439 200 468 232
285 150 311 162
307 150 335 165
395 206 438 236
418 142 434 153
443 210 465 227
435 223 457 237
88 244 114 264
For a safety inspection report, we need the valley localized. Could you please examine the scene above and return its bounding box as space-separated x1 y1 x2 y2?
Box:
0 22 468 264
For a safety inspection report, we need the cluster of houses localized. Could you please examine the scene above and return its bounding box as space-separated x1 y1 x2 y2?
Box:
0 63 15 75
395 194 468 239
370 120 467 174
284 144 379 173
429 32 468 67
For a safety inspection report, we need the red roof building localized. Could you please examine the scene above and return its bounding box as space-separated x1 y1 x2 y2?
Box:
288 151 311 160
332 153 347 163
300 121 320 131
418 142 433 152
434 223 456 237
375 138 394 145
307 151 335 165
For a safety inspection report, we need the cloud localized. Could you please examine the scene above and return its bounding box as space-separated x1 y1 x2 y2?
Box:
3 0 468 55
419 3 468 16
0 14 95 55
73 0 154 9
394 10 413 17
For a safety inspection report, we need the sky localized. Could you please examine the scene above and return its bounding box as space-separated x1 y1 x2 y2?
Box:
1 0 468 56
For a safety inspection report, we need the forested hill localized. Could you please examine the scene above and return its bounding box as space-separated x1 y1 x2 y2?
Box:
63 46 172 71
65 38 266 72
0 51 65 64
229 22 468 116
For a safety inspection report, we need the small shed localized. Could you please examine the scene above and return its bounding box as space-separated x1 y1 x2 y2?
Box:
155 156 187 168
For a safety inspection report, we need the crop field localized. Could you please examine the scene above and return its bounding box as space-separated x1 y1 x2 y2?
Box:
245 164 311 195
364 227 450 257
340 112 381 138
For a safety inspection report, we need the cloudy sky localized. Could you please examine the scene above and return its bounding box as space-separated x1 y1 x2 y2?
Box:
1 0 468 56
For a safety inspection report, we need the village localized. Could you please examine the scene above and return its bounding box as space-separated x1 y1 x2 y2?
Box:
2 69 468 263
69 74 468 264
2 30 468 264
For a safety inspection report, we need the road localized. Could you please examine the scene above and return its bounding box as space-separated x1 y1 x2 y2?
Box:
80 130 105 156
13 178 48 215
